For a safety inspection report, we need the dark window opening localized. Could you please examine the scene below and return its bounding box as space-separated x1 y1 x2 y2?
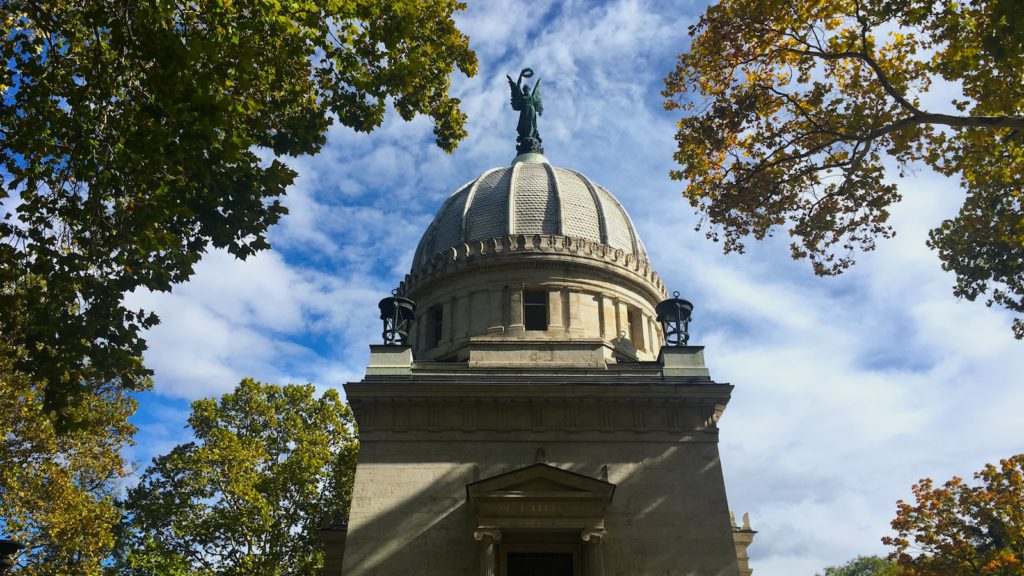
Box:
523 289 548 331
428 304 443 348
628 306 645 351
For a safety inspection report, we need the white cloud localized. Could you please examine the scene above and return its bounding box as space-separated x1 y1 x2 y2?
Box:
127 249 385 400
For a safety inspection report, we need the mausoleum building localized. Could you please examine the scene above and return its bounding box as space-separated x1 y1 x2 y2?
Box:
325 77 754 576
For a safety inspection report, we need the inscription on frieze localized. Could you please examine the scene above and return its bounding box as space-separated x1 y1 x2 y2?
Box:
489 501 588 516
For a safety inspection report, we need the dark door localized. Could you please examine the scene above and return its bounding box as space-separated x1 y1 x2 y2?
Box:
506 552 573 576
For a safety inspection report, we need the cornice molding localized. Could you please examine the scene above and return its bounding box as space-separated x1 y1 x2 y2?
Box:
400 234 667 303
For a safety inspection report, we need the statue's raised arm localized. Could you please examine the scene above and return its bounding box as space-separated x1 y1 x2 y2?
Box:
506 67 543 155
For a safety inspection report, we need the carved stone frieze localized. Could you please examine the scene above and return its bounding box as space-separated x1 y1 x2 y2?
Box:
349 393 727 436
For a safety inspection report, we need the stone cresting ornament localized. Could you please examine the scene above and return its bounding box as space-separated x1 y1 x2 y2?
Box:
507 67 544 154
398 234 667 306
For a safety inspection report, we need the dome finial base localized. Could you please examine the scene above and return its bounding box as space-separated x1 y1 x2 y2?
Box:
511 152 549 165
516 136 544 155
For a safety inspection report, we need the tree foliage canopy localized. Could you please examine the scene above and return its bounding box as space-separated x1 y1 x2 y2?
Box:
0 349 135 575
0 0 477 420
115 379 358 576
883 454 1024 576
664 0 1024 337
818 555 902 576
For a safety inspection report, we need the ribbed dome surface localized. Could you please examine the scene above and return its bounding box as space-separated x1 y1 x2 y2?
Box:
413 155 648 270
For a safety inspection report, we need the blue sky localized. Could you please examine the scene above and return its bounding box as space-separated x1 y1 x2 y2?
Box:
124 1 1024 574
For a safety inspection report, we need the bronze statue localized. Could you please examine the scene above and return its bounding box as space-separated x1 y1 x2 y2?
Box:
507 68 543 154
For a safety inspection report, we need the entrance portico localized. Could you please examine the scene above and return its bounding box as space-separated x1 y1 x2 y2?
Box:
467 463 614 576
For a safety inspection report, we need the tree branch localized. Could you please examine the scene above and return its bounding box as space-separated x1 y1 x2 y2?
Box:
857 32 922 113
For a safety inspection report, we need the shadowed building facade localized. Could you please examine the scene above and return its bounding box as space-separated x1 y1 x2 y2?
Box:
327 148 755 576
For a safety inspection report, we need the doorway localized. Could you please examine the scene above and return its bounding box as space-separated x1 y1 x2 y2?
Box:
499 536 581 576
506 552 573 576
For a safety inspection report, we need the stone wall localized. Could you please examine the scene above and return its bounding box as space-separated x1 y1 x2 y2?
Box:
341 355 740 576
341 435 739 576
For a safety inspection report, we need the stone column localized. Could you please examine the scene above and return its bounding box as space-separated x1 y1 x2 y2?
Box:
416 311 427 355
602 297 618 339
567 290 585 335
581 528 607 576
444 297 455 343
614 300 628 340
493 288 508 332
473 527 502 576
456 295 470 340
547 286 564 331
509 286 524 331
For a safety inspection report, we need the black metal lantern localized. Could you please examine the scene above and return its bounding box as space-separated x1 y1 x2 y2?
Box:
656 291 693 346
0 540 24 575
378 292 416 346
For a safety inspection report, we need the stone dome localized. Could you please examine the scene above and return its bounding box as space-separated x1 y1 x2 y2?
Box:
398 152 667 364
412 153 648 271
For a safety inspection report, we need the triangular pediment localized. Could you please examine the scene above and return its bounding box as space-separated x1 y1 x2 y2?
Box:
466 464 615 528
504 477 587 493
467 463 614 506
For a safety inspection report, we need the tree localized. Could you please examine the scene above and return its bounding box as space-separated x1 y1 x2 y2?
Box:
115 379 358 576
0 349 135 575
0 0 477 421
883 454 1024 575
663 0 1024 337
818 555 902 576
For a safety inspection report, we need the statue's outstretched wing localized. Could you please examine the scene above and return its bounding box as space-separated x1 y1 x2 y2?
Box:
533 78 543 115
507 75 523 111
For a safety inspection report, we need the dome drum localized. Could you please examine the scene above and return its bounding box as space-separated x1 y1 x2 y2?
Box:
407 284 663 365
402 245 665 364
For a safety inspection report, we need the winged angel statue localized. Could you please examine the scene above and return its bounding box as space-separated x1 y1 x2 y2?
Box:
507 68 543 154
